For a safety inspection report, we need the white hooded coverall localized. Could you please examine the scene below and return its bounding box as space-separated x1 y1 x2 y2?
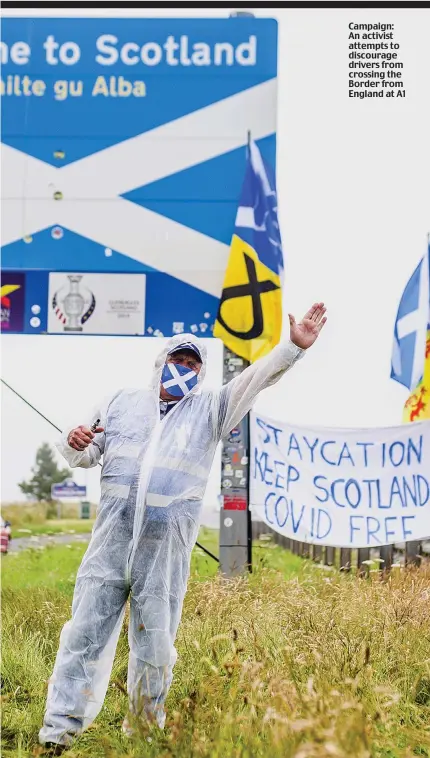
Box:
39 334 304 746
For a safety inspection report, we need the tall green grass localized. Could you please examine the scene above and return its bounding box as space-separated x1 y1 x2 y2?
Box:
1 502 97 526
1 538 430 758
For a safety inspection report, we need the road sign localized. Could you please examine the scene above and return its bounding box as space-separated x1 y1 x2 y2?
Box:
1 16 278 337
51 479 87 499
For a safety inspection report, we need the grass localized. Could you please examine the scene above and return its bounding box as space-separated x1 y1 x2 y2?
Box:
1 533 430 758
11 520 96 537
1 503 97 527
2 528 304 588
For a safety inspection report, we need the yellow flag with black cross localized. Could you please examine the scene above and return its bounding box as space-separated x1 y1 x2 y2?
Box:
214 140 283 363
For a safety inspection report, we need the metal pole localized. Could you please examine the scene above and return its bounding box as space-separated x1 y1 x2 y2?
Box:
246 129 253 573
219 346 251 577
218 131 253 577
246 412 253 572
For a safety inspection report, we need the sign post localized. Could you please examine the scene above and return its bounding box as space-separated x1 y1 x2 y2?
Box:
219 346 252 576
80 501 91 520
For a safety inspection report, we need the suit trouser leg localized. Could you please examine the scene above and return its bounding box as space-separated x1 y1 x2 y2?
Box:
125 516 195 731
39 578 128 747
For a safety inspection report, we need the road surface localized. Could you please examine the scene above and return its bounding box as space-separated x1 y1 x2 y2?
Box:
6 507 221 554
8 532 91 553
6 521 429 558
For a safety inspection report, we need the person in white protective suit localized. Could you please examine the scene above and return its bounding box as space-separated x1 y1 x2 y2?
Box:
39 302 327 753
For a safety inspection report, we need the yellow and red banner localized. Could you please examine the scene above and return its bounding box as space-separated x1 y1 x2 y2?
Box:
403 331 430 422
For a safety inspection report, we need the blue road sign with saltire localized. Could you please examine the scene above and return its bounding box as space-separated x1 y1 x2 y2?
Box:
1 16 278 338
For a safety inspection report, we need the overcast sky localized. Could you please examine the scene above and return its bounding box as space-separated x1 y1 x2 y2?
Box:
2 6 430 508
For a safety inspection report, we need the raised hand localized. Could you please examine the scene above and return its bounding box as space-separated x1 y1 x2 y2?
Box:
288 302 327 350
67 425 104 451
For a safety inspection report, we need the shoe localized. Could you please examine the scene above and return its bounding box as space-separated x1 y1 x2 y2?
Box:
122 718 133 737
44 743 68 755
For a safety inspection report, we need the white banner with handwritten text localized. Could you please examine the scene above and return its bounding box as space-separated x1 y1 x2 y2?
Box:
250 413 430 548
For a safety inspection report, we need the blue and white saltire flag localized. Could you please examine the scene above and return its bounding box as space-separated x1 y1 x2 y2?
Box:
391 242 430 391
161 362 198 398
235 139 284 282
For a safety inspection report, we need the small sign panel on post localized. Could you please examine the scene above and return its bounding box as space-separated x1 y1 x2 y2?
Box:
80 501 91 520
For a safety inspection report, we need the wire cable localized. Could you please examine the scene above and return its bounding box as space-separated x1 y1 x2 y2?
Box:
1 377 219 563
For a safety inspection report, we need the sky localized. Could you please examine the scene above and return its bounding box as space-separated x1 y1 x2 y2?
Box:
2 6 430 510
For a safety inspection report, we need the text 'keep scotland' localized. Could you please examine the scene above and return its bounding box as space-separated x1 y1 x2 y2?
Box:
252 419 429 545
348 23 406 99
